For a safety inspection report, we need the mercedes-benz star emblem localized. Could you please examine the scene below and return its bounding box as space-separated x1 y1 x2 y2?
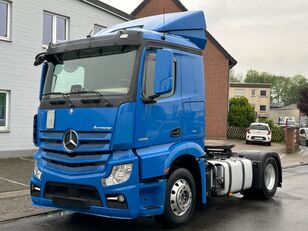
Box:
63 130 78 152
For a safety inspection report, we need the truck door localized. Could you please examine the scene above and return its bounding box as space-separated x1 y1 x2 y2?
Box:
135 49 182 148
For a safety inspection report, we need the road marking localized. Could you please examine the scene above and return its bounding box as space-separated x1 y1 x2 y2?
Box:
0 189 29 199
19 157 34 162
0 176 28 187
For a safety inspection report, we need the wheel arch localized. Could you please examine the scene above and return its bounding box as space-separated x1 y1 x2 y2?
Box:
165 142 206 204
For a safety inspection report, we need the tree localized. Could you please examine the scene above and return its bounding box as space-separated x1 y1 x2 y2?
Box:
228 97 256 128
282 75 308 106
229 69 243 83
297 87 308 116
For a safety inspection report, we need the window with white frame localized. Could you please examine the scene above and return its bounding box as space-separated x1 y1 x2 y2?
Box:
0 90 9 131
260 90 267 97
43 12 68 45
260 105 266 112
0 0 11 40
251 89 256 96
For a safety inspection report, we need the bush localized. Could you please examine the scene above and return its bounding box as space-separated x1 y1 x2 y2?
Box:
258 118 275 129
228 97 256 128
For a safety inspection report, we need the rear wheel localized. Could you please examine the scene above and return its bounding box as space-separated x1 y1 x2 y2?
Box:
155 168 196 228
260 157 278 199
242 156 278 199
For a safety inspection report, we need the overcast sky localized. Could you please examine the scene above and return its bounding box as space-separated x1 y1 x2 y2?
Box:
102 0 308 77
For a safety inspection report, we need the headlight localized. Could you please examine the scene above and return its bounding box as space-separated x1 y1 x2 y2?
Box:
33 161 42 180
102 163 132 186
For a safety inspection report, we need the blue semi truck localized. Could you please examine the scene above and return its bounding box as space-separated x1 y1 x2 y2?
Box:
31 11 282 227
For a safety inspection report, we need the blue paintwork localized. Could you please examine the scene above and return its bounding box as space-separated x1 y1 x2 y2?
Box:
98 11 207 49
32 11 208 219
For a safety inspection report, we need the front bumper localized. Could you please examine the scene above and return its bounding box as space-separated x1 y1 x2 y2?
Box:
30 150 166 219
246 135 271 143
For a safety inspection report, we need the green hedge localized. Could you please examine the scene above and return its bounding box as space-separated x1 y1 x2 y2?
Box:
227 126 285 142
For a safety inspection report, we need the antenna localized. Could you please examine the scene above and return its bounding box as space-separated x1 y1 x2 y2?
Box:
86 26 95 38
162 8 166 40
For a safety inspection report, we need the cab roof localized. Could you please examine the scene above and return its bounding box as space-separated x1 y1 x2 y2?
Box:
96 11 207 50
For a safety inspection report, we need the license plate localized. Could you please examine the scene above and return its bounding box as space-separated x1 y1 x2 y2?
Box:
254 137 263 140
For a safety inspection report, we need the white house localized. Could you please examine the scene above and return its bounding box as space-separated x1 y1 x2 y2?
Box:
0 0 133 157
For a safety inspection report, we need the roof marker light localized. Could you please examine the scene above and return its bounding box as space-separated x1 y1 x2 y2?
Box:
120 34 128 39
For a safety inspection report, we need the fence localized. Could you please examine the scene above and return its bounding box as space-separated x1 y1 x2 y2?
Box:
227 126 285 142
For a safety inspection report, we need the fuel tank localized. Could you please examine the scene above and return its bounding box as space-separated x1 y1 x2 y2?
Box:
207 157 253 196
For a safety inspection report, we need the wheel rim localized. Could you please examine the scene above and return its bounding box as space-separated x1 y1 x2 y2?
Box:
264 163 276 191
170 179 192 216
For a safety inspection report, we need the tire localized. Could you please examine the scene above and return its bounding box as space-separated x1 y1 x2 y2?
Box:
260 157 279 199
267 142 271 146
155 168 196 228
306 140 308 146
246 140 250 144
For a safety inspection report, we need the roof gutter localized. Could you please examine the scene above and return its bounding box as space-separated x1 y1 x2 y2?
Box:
80 0 135 21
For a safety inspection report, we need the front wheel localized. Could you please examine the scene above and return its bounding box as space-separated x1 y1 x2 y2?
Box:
155 168 196 228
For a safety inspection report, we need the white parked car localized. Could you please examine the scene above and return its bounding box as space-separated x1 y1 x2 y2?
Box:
246 123 272 146
299 128 308 146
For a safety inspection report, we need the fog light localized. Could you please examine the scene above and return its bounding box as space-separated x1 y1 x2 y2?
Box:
117 194 125 203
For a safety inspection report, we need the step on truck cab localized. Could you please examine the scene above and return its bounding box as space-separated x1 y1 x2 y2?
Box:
31 11 282 227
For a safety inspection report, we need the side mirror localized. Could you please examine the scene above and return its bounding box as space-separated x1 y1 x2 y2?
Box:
154 49 174 95
34 52 46 66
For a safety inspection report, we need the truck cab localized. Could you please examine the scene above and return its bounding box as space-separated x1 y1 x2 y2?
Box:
31 11 282 227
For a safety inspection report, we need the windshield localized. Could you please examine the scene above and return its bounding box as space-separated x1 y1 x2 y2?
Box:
250 124 269 130
43 47 137 97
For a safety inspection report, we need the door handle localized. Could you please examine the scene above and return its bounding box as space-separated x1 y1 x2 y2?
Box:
170 128 181 137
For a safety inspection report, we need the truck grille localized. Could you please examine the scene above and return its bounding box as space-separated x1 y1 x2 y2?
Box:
39 130 112 174
39 130 112 152
41 149 110 174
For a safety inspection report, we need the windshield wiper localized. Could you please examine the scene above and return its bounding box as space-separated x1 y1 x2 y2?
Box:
43 92 75 108
70 90 113 107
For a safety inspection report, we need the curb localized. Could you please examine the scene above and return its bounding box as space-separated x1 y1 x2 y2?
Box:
282 162 308 169
0 210 66 224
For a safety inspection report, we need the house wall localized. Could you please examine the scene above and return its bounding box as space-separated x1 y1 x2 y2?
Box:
133 0 231 139
229 86 271 118
0 0 125 156
203 39 229 139
270 107 300 123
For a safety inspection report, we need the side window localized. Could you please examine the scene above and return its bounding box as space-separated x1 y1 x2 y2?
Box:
142 52 176 99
